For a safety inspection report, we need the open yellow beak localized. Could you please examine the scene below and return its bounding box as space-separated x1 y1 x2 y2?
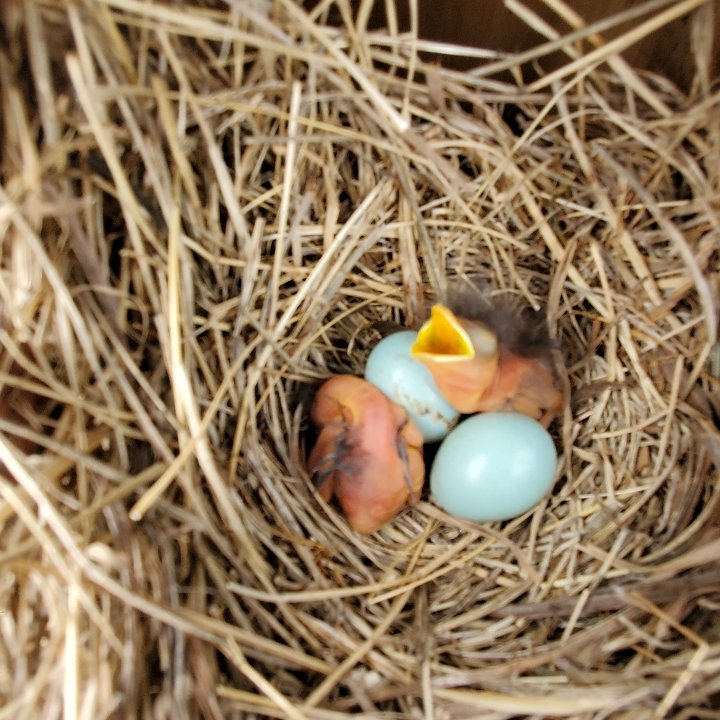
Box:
411 304 500 414
412 304 475 359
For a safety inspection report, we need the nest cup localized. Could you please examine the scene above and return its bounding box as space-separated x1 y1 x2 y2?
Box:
1 0 719 716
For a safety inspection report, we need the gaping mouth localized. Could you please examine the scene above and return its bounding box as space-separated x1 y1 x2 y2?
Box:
410 304 501 414
412 304 496 360
411 304 474 360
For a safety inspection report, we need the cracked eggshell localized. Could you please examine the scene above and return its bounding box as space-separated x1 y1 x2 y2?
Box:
364 330 460 442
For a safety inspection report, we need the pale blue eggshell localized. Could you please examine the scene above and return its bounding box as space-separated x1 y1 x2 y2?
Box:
364 331 460 442
431 412 558 521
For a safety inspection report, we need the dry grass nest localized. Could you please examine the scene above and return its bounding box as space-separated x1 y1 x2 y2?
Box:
2 0 720 717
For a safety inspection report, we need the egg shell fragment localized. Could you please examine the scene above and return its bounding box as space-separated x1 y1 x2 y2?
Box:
430 412 558 522
364 331 460 442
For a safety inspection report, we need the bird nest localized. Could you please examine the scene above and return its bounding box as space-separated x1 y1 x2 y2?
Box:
1 0 720 717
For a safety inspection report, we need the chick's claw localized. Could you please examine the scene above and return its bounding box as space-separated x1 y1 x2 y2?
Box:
307 375 424 534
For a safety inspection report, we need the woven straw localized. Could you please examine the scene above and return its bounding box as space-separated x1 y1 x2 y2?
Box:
1 0 719 717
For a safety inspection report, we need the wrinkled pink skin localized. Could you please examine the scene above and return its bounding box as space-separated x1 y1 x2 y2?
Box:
471 351 564 428
308 376 424 533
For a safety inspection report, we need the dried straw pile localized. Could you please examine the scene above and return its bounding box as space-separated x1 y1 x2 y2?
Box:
2 0 720 717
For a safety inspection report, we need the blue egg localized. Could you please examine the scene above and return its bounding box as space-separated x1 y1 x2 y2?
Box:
364 331 460 442
430 412 558 521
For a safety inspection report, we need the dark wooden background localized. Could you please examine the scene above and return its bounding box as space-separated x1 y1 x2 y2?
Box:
355 0 720 91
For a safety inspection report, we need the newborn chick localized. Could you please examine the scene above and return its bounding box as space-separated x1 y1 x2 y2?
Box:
411 297 564 427
308 375 424 533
